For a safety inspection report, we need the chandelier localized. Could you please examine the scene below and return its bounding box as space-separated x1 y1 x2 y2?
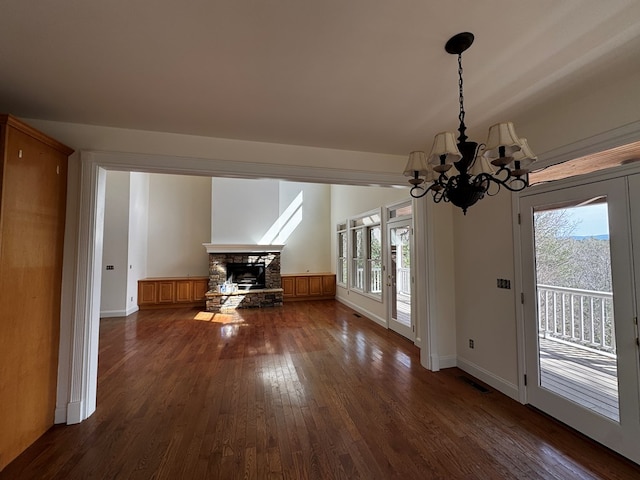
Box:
403 32 537 214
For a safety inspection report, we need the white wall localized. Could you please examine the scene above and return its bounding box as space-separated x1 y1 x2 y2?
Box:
211 177 332 273
147 174 211 277
100 171 130 316
126 172 149 311
428 201 457 367
100 171 150 317
211 178 280 244
278 181 331 274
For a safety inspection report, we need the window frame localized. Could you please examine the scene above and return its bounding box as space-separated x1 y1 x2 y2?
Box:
347 208 383 301
336 222 348 287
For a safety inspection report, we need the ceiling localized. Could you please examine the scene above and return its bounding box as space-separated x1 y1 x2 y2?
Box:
1 0 639 155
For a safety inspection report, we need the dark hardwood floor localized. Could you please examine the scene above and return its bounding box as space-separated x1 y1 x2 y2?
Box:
2 301 639 479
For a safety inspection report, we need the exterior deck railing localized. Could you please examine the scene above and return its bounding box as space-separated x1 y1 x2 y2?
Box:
537 284 615 354
355 267 410 295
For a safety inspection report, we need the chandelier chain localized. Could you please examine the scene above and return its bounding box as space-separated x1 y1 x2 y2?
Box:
456 53 468 143
458 53 465 127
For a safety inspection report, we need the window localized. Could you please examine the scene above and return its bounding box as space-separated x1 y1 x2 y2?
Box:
336 222 347 286
348 210 382 299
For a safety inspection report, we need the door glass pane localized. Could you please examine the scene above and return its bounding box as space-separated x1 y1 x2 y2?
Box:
390 226 411 327
533 198 619 421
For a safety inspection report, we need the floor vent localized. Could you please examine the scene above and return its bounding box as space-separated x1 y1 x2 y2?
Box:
458 376 491 393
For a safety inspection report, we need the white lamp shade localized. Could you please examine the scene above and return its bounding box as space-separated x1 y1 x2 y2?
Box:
512 138 537 170
484 122 522 159
403 151 429 177
469 155 496 176
427 132 462 165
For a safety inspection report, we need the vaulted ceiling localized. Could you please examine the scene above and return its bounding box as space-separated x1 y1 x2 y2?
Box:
1 1 639 155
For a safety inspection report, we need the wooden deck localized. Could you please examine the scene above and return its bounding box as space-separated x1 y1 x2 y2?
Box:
539 337 619 421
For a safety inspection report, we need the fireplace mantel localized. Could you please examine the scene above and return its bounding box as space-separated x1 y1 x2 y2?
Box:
203 244 285 254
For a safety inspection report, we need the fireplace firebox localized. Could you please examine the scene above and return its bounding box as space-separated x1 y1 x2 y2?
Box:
226 262 266 290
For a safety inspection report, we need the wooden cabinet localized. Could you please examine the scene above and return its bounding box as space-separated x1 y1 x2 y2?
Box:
322 275 336 296
282 276 296 298
138 277 209 309
296 276 310 296
139 281 157 304
281 273 336 301
309 276 323 296
0 115 73 471
192 278 208 301
158 281 175 303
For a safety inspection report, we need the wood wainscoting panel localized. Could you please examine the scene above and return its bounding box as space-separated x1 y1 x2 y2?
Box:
192 278 208 302
138 282 157 305
175 280 193 303
281 273 336 301
137 277 208 309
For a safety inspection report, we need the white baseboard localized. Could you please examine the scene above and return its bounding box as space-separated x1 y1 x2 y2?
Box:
100 305 138 318
54 406 67 424
66 400 83 425
438 355 457 369
456 357 519 401
100 309 127 318
336 296 388 329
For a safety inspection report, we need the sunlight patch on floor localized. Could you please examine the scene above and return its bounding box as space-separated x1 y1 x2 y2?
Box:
193 311 245 325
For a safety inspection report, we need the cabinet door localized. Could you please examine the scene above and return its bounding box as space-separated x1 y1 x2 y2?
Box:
192 279 208 301
295 277 310 296
138 281 157 305
175 280 192 302
282 277 295 297
158 281 175 303
309 276 323 296
322 275 336 296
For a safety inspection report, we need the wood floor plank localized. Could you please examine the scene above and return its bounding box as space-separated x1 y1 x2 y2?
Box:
2 301 640 479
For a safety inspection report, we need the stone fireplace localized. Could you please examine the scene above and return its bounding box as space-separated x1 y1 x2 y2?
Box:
203 244 284 312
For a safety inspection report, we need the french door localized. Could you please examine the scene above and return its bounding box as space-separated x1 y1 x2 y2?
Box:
519 177 640 463
387 218 414 340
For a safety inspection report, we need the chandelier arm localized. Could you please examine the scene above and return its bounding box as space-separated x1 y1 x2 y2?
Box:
433 189 446 203
478 172 530 193
409 185 430 198
409 180 444 199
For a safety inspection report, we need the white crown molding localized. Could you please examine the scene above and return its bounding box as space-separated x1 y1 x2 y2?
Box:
204 243 285 254
86 150 408 188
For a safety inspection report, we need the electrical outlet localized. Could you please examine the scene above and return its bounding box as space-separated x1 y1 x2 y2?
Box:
497 278 511 289
469 339 474 349
106 265 114 270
